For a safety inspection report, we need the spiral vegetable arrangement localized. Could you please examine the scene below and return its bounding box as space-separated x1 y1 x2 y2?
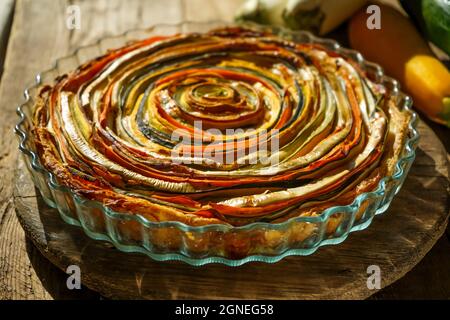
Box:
32 27 410 227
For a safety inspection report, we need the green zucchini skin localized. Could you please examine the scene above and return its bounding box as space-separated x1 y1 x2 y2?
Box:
400 0 450 56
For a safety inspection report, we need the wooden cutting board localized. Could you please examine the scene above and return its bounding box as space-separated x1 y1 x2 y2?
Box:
13 120 450 299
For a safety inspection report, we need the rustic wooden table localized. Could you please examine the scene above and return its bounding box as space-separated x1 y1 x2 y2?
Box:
0 0 449 300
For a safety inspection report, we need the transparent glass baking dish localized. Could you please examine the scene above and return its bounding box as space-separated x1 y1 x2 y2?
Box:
15 21 419 266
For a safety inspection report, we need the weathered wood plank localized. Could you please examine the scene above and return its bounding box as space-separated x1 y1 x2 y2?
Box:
0 0 15 77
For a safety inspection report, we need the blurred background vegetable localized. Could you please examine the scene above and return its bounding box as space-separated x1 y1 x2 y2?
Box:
349 3 450 127
400 0 450 57
235 0 368 35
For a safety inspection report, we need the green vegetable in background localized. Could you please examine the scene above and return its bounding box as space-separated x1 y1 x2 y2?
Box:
400 0 450 56
235 0 288 27
235 0 368 35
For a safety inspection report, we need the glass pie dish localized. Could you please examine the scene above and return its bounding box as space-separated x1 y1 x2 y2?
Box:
15 21 419 266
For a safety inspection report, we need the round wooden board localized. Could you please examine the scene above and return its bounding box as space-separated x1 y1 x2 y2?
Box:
13 120 450 300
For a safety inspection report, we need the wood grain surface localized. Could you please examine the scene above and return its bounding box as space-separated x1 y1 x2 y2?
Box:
1 0 450 300
0 0 14 75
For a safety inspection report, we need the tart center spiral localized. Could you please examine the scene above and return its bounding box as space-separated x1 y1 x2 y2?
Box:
31 27 410 226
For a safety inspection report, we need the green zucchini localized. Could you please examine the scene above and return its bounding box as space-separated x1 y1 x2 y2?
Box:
400 0 450 56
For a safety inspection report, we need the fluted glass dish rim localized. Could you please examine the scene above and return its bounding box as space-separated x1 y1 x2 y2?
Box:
15 20 420 266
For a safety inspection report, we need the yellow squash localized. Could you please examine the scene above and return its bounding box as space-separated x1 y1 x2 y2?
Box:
349 4 450 127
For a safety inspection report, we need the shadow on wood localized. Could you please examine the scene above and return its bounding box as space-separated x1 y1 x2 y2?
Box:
25 237 99 300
